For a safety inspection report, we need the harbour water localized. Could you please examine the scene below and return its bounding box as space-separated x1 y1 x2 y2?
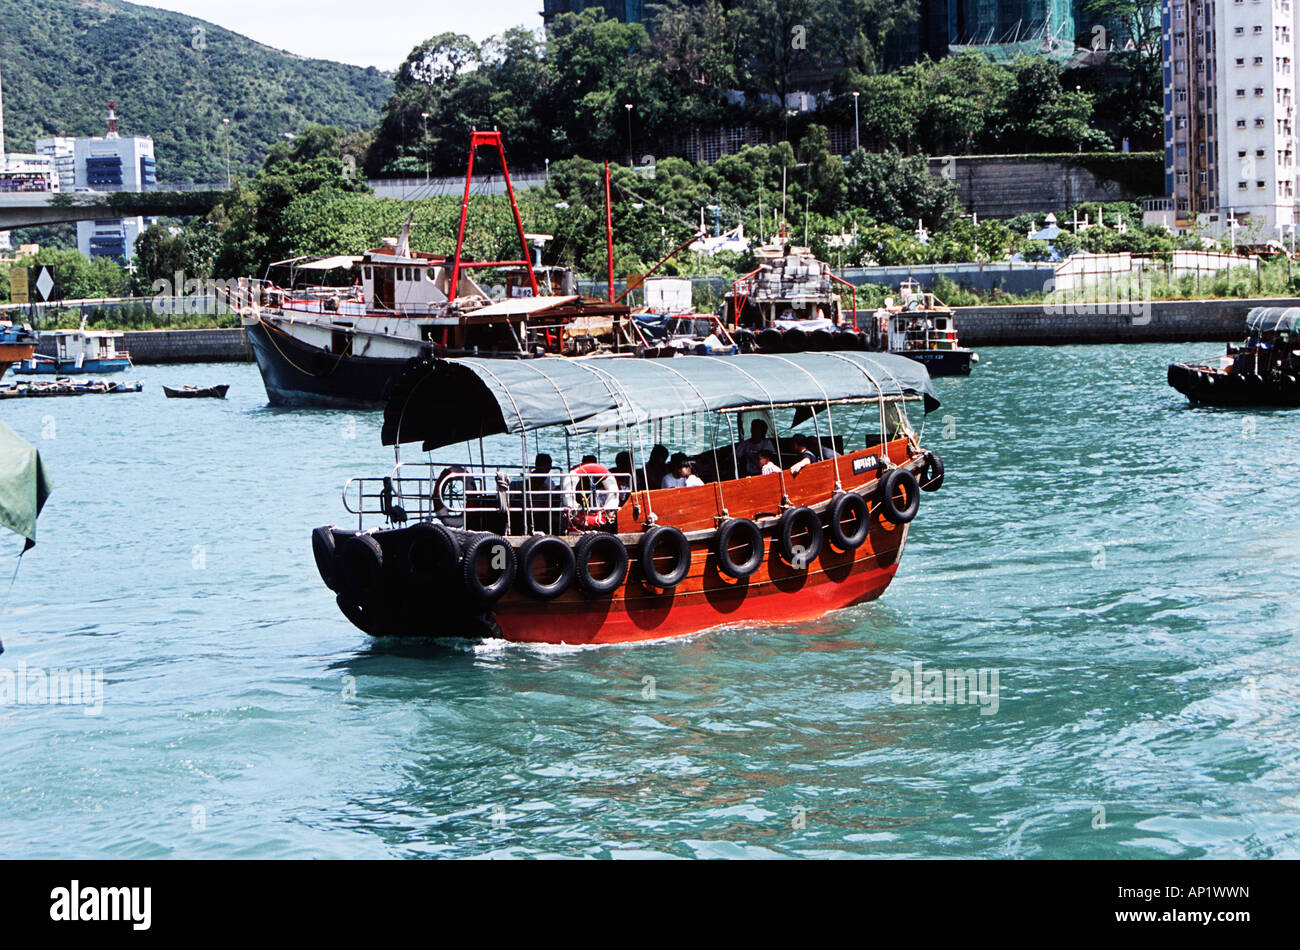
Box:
1 344 1298 858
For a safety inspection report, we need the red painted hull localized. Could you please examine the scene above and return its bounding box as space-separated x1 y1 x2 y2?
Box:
493 537 905 645
0 342 36 382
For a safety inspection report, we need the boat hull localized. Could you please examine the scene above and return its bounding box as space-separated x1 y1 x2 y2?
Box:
319 443 928 646
245 319 404 410
0 342 36 381
1168 362 1300 407
16 358 132 375
896 349 972 377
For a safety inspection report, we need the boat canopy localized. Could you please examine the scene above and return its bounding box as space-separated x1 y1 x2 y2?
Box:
382 352 940 450
1247 307 1300 335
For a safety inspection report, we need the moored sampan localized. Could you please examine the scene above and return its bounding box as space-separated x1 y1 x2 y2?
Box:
315 352 945 645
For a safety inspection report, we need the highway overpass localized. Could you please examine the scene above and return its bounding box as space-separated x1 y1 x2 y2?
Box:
0 190 231 230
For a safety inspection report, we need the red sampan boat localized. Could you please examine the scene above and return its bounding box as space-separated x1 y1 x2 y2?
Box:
314 352 945 645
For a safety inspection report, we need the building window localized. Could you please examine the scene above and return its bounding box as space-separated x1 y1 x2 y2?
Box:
1237 88 1247 97
1237 57 1246 66
1255 87 1265 95
1235 26 1245 34
1258 180 1267 188
1256 118 1267 127
1258 148 1266 157
1255 57 1265 65
1238 119 1248 128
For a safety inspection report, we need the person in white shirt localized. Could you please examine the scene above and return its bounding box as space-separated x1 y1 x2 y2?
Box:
757 448 781 476
661 453 705 489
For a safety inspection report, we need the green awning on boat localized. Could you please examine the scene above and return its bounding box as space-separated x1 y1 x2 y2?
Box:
0 421 52 551
382 352 941 451
1246 307 1300 335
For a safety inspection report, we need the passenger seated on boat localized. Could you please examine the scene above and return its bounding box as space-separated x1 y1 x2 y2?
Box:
529 454 562 533
739 420 777 476
757 448 781 476
644 444 670 492
661 453 705 489
789 434 822 476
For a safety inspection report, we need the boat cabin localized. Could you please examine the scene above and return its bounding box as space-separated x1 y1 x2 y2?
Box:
49 329 128 365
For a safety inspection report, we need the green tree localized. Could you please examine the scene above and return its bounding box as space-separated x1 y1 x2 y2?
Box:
843 147 959 230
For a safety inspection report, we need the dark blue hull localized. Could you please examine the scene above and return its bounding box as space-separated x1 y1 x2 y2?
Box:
245 320 405 410
895 349 973 377
16 358 132 375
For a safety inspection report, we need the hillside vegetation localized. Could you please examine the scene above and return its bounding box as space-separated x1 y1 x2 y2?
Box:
0 0 390 183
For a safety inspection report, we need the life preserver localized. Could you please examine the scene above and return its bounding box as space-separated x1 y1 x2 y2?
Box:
777 507 823 568
639 525 692 588
879 468 920 525
312 526 338 591
919 451 945 492
516 535 575 601
826 493 870 551
336 534 384 603
434 466 470 528
405 522 461 583
574 532 630 596
715 518 764 579
562 463 621 530
461 532 518 603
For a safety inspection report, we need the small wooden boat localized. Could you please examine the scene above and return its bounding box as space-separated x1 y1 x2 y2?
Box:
314 352 945 645
164 385 230 400
1169 307 1300 407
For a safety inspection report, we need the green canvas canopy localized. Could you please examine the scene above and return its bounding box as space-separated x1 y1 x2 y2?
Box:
0 420 52 551
1246 307 1300 335
383 352 941 451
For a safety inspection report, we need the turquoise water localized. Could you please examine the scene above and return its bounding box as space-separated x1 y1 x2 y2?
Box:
2 344 1298 859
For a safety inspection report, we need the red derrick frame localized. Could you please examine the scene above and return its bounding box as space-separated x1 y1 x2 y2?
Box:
449 131 539 302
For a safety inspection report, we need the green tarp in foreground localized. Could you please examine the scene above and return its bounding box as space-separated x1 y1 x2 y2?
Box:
0 420 52 551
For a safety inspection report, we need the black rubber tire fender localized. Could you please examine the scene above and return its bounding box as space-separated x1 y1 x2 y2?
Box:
312 526 338 591
919 451 945 493
405 521 461 582
715 518 765 579
461 533 518 603
639 525 692 588
777 507 823 568
516 535 576 601
336 592 382 637
336 533 383 602
879 468 921 525
574 532 630 596
826 493 871 551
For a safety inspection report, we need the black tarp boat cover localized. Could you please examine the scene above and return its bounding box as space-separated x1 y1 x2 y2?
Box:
1247 307 1300 335
382 352 940 450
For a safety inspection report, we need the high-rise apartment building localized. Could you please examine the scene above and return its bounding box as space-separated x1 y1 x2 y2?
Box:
1164 0 1300 236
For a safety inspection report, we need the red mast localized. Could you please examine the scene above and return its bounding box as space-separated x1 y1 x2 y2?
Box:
449 131 539 302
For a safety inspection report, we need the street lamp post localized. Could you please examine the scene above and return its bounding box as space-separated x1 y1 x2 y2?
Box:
421 112 430 183
852 91 860 152
545 158 550 184
625 103 634 168
222 118 231 189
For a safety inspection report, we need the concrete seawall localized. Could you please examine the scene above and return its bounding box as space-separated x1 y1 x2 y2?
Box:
955 297 1298 347
37 328 252 365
